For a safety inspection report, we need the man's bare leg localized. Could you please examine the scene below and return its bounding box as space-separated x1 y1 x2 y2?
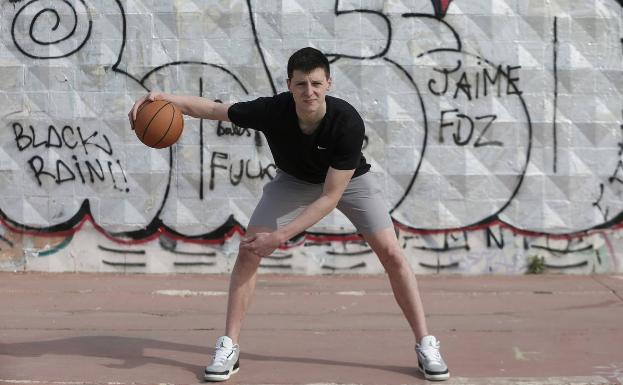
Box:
363 227 450 380
224 226 273 343
362 227 428 340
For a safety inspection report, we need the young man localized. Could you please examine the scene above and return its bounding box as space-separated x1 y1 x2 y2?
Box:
129 47 450 382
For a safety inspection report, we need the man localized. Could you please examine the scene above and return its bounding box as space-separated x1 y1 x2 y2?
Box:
129 47 450 381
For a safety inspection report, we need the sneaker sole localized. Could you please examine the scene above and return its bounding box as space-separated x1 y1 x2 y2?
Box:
204 366 239 382
419 366 450 381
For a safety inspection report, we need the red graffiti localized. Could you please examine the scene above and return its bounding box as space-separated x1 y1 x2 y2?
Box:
432 0 453 18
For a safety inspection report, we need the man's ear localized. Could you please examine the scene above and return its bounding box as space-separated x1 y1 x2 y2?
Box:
327 77 332 90
286 78 292 91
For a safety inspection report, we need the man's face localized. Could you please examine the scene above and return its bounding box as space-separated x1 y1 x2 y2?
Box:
287 67 331 114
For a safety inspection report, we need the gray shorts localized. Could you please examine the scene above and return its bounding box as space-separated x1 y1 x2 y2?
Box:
248 170 394 235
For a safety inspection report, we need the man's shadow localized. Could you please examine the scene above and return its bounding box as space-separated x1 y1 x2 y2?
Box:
0 336 420 381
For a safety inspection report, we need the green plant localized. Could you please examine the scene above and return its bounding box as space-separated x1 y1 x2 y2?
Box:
526 255 546 274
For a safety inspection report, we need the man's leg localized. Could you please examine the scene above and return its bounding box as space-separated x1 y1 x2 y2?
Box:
223 172 319 342
362 227 428 340
337 173 448 380
206 171 318 381
225 226 273 343
204 226 273 382
362 227 449 381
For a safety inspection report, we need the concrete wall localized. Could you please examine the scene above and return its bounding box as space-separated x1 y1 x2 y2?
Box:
1 0 622 275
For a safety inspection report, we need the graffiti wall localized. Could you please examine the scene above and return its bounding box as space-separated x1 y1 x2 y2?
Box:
1 0 622 275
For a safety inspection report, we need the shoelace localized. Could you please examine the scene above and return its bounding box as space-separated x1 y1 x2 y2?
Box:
213 344 234 366
419 341 442 364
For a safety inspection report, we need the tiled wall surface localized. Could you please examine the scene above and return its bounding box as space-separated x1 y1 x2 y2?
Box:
1 0 622 274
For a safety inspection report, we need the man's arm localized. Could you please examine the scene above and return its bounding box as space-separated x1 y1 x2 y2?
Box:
241 167 356 257
128 91 230 128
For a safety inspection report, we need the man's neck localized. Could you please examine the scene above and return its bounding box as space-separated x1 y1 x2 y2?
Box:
296 102 326 134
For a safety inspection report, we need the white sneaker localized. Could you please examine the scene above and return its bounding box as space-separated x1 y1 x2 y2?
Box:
204 336 240 382
416 335 450 381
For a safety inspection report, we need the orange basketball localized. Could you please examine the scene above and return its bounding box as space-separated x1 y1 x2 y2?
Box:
133 100 184 148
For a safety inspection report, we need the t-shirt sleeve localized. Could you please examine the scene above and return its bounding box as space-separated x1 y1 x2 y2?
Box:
330 113 365 170
227 96 273 131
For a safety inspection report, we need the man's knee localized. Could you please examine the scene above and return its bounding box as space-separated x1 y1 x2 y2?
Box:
378 246 408 272
236 246 262 267
236 227 273 267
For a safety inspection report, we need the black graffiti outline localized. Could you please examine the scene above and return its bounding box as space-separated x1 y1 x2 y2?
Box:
0 0 529 239
404 13 462 56
0 234 14 247
531 243 593 255
412 231 470 252
97 245 145 255
324 0 392 60
473 115 502 147
140 62 252 203
390 48 533 230
4 0 623 243
486 227 504 249
174 261 216 267
593 183 610 221
10 0 93 60
552 16 559 173
2 0 251 242
609 160 623 185
102 259 146 267
419 260 460 271
199 78 206 200
159 236 217 257
321 262 366 271
383 57 429 215
247 0 277 95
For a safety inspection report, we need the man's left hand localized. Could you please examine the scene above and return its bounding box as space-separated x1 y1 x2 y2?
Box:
240 232 282 257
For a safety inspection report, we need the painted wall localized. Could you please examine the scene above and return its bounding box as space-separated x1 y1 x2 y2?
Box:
1 0 622 275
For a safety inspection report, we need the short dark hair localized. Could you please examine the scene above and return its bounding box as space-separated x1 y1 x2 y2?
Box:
287 47 330 79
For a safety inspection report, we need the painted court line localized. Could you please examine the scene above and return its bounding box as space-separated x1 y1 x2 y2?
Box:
153 289 227 297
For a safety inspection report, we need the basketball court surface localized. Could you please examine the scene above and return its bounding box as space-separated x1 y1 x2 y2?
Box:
1 273 622 385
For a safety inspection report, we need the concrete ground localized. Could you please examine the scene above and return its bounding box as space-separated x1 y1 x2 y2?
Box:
0 272 622 385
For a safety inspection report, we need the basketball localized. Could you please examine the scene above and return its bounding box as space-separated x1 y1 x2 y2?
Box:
133 100 184 148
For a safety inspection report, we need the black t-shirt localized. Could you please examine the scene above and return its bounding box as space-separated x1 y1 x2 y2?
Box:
227 92 370 184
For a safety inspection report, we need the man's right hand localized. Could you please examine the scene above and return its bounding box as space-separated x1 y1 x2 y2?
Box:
128 91 167 130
